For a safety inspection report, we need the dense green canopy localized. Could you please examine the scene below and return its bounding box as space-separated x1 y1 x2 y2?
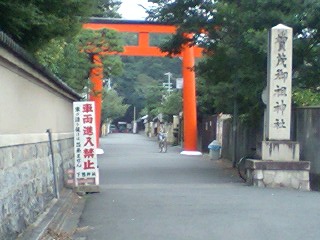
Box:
147 0 320 120
102 89 129 123
0 0 121 52
112 56 182 122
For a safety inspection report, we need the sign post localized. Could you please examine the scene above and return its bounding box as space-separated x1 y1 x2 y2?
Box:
265 24 292 140
262 24 299 161
73 101 100 193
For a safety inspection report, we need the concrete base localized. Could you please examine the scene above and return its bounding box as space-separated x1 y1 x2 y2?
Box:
180 151 202 156
261 140 300 161
246 159 310 190
75 185 100 193
96 148 104 155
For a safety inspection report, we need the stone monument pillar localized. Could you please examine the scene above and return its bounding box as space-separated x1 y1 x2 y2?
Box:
266 24 292 141
262 24 299 160
247 24 310 190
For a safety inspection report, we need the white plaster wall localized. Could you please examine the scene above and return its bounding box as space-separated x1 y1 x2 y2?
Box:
0 47 78 135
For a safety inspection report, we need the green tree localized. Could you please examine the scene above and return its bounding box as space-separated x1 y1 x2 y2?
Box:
140 84 164 119
132 73 164 119
0 0 124 94
93 0 121 18
293 89 320 107
113 56 182 121
147 0 320 119
35 37 91 93
0 0 100 53
0 0 122 53
160 91 182 118
102 89 129 123
36 29 123 93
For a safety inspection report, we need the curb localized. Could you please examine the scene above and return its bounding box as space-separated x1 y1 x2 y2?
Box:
18 189 86 240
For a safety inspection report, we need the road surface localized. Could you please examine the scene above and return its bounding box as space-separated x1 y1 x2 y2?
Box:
74 133 320 240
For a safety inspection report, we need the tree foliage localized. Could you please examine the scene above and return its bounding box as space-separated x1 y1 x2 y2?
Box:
293 88 320 107
78 28 123 55
0 0 97 52
35 37 91 93
147 0 320 119
93 0 121 18
1 0 123 94
0 0 122 53
102 89 129 123
160 91 182 116
36 29 123 93
113 56 182 121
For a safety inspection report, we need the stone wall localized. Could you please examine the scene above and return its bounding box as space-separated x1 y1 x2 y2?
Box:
0 135 74 239
0 32 80 239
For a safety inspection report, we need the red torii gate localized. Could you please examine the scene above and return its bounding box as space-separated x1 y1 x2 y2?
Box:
83 18 202 154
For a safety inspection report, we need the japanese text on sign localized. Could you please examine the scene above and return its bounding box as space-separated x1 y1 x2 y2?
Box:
266 24 292 140
272 30 289 129
73 102 97 179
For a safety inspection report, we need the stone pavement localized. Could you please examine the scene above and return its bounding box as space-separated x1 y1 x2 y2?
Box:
19 133 320 240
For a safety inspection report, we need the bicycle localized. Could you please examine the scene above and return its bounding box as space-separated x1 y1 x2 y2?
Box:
237 148 258 181
158 132 167 153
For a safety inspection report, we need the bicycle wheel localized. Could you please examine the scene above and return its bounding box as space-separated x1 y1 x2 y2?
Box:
237 156 248 181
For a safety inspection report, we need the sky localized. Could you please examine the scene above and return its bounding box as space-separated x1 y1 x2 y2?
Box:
118 0 154 20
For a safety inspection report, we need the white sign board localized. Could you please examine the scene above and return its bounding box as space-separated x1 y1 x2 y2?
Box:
176 78 183 89
73 101 98 181
266 24 292 140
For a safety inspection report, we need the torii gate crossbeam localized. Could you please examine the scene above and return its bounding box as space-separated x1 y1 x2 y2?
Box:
83 18 202 154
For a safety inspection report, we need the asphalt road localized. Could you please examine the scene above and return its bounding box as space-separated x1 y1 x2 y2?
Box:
73 133 320 240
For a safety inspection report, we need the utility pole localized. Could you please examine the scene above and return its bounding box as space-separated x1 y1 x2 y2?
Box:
133 106 136 122
163 72 173 94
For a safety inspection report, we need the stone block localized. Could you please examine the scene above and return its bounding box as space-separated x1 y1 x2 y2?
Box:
253 170 264 180
298 171 310 181
300 181 310 191
274 171 285 185
246 160 310 190
23 144 37 160
36 143 50 158
0 148 14 169
290 176 301 189
247 159 310 171
4 170 16 191
0 149 5 170
262 141 300 161
254 179 265 187
263 170 276 185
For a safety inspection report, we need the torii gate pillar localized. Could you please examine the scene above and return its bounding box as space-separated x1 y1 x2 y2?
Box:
89 54 103 148
180 36 201 155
